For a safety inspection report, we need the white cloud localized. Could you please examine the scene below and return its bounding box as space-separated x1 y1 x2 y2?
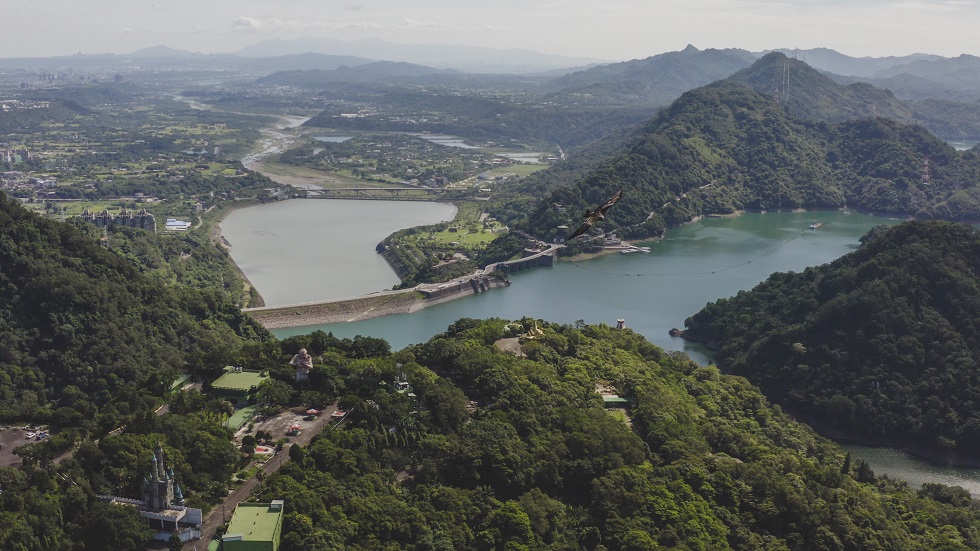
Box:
395 17 447 31
232 16 265 34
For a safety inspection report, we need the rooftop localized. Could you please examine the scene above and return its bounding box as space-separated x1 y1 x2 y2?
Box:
224 502 284 542
211 367 268 392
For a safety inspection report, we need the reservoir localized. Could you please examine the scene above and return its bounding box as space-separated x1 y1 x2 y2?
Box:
268 208 897 361
221 199 457 306
231 199 980 494
842 444 980 496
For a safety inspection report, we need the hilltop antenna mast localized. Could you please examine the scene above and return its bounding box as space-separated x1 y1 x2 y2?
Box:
781 58 791 104
921 158 931 185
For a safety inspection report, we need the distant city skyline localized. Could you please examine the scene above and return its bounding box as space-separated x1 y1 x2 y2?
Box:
4 0 979 61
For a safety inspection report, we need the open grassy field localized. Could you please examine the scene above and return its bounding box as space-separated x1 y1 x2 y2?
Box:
427 227 497 246
253 159 387 189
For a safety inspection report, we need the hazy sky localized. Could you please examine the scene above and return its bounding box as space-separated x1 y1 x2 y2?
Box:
5 0 979 60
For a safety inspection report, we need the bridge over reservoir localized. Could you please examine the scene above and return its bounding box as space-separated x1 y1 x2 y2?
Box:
300 187 449 200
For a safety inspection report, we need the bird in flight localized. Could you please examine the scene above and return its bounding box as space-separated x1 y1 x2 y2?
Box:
568 189 623 240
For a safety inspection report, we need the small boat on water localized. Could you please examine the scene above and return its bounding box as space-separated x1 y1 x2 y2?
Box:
809 222 823 230
621 246 651 254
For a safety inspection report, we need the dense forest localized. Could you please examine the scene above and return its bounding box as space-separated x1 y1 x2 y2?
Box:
727 53 914 124
0 192 271 432
684 221 980 460
261 319 980 551
4 189 980 549
516 79 980 243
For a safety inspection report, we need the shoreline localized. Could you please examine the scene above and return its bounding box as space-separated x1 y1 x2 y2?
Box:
210 201 267 307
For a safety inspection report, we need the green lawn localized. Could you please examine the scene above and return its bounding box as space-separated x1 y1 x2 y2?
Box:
428 227 497 246
226 405 258 430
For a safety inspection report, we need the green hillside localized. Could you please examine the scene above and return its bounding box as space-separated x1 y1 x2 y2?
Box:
0 192 270 432
517 79 980 244
727 52 914 123
684 221 980 460
541 45 754 106
261 319 980 550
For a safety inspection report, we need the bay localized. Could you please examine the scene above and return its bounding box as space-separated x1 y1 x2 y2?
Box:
221 199 457 306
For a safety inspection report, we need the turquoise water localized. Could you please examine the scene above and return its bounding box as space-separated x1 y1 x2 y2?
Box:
268 209 896 361
233 200 980 494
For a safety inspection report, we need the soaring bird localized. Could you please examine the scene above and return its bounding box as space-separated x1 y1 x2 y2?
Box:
567 189 623 240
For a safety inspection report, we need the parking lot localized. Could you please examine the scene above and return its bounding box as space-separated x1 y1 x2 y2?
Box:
232 403 340 447
0 425 48 467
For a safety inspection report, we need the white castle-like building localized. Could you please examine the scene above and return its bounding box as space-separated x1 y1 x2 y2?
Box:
100 442 203 543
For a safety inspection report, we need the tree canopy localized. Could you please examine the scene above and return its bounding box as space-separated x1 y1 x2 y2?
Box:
684 220 980 459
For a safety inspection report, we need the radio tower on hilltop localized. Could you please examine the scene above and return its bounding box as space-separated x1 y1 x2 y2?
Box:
921 158 931 185
776 57 790 104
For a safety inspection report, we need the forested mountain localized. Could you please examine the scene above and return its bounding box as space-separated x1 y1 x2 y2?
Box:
766 48 942 78
873 55 980 97
727 52 914 123
909 99 980 141
0 193 270 432
256 61 459 86
516 74 980 244
263 319 980 550
539 45 754 106
684 221 980 460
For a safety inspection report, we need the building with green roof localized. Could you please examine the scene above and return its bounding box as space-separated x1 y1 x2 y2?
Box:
222 501 284 551
211 366 268 404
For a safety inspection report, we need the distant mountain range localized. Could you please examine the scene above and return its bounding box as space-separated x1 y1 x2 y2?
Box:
3 42 979 139
236 37 604 74
538 45 755 106
255 61 460 85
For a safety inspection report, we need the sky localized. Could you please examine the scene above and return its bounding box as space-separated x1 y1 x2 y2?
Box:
4 0 979 60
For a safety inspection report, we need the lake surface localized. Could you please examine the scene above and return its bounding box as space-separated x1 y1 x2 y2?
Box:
842 444 980 497
221 199 456 306
314 136 352 143
269 209 897 362
949 140 978 151
238 200 980 492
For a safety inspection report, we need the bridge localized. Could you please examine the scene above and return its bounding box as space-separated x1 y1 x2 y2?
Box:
411 243 561 300
300 187 448 200
486 243 561 274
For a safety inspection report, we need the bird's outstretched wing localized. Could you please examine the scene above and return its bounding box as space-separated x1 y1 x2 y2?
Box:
596 189 623 214
567 219 594 240
567 189 623 240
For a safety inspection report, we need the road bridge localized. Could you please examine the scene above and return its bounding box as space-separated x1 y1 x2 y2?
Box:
301 187 448 199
